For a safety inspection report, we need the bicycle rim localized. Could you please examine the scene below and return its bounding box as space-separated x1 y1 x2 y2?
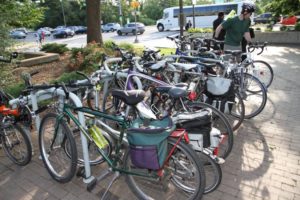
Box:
1 123 32 166
125 138 205 200
39 113 77 183
245 60 273 88
240 73 268 119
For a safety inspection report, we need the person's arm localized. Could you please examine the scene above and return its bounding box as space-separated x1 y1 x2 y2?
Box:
214 24 223 39
244 32 252 43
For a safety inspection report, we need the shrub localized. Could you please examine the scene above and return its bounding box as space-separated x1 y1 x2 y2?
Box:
4 83 25 98
103 40 117 50
139 15 156 26
52 71 85 83
280 26 288 31
41 43 69 54
295 22 300 31
119 42 134 52
187 28 213 33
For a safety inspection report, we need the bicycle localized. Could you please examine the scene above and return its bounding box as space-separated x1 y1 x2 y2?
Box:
0 52 32 166
33 83 206 199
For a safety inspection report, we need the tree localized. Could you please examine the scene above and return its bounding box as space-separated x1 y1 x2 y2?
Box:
0 0 44 52
86 0 102 45
262 0 300 16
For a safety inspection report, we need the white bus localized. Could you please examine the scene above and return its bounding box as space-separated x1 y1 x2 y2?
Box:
156 1 253 31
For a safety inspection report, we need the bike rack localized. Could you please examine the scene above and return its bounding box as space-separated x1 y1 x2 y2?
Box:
9 88 95 184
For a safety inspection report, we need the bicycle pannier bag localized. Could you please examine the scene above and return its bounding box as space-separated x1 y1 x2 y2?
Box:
127 117 175 170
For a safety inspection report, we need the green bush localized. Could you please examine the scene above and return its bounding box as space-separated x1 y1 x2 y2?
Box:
280 26 288 31
52 71 85 83
41 43 69 54
119 42 134 52
139 15 156 26
4 83 25 98
103 40 117 50
295 22 300 31
187 28 213 33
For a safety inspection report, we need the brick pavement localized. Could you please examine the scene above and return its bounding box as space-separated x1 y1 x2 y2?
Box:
1 45 300 200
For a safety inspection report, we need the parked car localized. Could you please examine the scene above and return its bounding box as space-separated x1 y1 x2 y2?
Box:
14 28 28 35
37 28 51 36
53 28 75 38
75 26 87 34
117 23 145 36
102 23 121 32
254 13 278 24
280 15 300 25
9 31 26 39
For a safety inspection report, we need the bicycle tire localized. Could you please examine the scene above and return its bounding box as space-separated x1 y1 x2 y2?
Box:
196 151 222 194
125 137 205 200
185 102 234 159
239 73 268 119
226 92 245 131
1 123 32 166
39 112 77 183
244 60 274 88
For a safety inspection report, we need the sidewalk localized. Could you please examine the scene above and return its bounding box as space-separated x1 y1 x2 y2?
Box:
1 45 300 200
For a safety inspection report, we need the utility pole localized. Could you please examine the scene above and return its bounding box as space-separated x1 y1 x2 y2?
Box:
60 0 66 26
118 0 123 26
179 0 184 49
192 0 196 28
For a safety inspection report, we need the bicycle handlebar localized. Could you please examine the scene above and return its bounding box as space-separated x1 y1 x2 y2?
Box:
103 57 123 75
248 42 268 55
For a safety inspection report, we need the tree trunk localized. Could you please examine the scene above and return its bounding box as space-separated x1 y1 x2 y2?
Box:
86 0 103 46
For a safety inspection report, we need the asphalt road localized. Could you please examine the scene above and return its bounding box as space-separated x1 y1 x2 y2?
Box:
17 26 180 49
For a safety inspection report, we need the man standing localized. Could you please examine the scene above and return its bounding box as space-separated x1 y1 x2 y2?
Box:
213 12 226 50
185 20 192 31
214 3 255 51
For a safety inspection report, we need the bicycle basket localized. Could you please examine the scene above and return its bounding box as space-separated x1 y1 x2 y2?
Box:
127 117 175 170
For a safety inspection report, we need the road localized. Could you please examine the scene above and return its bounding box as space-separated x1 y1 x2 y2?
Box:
19 26 180 50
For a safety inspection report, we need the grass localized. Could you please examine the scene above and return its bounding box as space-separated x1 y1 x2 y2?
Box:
158 47 176 56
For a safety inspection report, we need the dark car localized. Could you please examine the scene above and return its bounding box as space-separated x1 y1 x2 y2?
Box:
117 23 145 36
254 13 278 24
75 26 87 34
53 28 75 38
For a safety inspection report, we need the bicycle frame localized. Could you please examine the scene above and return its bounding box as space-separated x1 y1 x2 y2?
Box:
61 103 189 178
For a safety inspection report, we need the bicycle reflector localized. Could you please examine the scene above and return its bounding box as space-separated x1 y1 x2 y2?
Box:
188 91 197 101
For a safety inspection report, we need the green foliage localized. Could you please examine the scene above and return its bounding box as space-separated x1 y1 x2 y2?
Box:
0 0 44 52
138 15 156 26
158 48 176 55
188 28 213 33
103 40 117 50
38 0 86 28
52 71 85 83
69 43 105 72
280 25 288 31
41 43 69 54
262 0 300 16
119 43 135 52
295 23 300 31
4 83 25 98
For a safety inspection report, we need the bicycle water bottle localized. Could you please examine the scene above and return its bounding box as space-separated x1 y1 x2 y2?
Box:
88 125 109 149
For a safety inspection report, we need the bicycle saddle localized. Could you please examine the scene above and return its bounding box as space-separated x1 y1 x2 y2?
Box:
172 63 198 71
111 90 145 106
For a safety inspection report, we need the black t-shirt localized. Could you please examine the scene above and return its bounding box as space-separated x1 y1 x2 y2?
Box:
213 18 226 40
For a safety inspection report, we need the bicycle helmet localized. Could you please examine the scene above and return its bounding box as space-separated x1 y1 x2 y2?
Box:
242 2 256 14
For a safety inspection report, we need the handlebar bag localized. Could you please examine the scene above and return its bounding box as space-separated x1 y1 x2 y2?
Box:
127 117 175 170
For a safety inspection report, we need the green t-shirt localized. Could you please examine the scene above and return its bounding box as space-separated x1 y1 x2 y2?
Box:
222 16 250 46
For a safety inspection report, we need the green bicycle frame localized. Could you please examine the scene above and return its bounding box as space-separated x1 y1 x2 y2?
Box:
60 103 161 178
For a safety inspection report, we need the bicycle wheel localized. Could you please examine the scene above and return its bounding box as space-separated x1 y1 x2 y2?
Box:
239 73 268 119
196 151 222 194
1 123 32 166
125 138 205 200
244 60 274 88
39 112 77 183
185 102 234 159
225 92 245 131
